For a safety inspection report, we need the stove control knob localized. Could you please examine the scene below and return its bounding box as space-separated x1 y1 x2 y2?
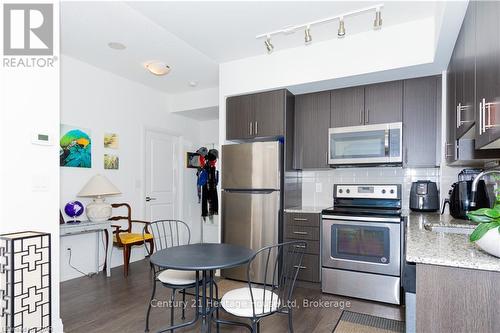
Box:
339 189 343 194
390 189 395 194
382 189 386 194
346 189 350 194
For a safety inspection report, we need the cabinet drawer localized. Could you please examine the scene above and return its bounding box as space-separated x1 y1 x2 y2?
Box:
285 213 320 227
285 225 319 241
294 253 320 282
285 238 320 255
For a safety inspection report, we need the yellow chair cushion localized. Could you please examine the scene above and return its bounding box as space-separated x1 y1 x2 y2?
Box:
114 232 153 244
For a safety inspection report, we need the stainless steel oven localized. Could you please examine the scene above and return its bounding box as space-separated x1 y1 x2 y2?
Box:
322 215 401 276
321 184 403 304
328 122 402 165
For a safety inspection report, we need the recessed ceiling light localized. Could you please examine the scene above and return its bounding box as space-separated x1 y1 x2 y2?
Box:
108 42 126 50
145 62 171 76
188 81 198 87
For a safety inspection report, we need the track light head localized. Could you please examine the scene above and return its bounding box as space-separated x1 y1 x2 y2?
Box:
373 9 382 30
338 18 346 38
304 26 312 45
264 35 274 54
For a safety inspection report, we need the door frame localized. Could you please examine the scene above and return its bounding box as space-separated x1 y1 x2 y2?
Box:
141 126 183 222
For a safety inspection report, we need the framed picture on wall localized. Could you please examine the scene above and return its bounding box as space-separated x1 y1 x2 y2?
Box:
186 152 201 169
60 124 92 168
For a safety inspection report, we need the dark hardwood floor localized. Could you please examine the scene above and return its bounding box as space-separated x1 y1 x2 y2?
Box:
61 259 404 333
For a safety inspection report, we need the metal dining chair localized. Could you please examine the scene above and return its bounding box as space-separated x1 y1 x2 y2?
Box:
144 220 219 333
217 240 306 333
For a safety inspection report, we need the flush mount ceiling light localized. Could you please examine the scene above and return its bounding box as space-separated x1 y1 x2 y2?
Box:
374 8 383 30
338 18 346 38
264 35 274 54
304 26 312 44
188 80 198 87
108 42 126 50
256 3 383 53
145 61 171 76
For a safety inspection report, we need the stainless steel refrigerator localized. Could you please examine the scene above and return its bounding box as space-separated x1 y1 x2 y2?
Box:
221 141 281 283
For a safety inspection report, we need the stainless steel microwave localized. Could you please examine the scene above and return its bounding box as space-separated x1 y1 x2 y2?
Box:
328 122 403 165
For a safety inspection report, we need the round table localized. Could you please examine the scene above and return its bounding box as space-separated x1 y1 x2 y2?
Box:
150 243 254 333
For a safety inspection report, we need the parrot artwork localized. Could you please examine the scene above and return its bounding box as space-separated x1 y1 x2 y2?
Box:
60 129 92 168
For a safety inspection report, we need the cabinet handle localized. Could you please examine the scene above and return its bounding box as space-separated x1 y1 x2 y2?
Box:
326 151 329 165
456 103 461 128
293 218 308 221
292 231 308 235
484 101 498 131
249 122 253 135
366 109 370 124
294 265 307 269
404 147 408 164
359 109 363 124
479 101 483 135
255 121 258 135
482 98 486 134
294 245 307 249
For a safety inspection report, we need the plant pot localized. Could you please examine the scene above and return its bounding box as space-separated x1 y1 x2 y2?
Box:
475 227 500 257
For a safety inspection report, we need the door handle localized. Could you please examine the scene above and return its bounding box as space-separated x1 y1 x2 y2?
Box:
145 197 157 202
384 129 390 156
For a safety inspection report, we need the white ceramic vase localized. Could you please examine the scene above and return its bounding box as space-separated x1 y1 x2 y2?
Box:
475 227 500 258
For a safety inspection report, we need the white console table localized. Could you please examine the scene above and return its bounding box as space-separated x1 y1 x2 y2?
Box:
60 220 113 277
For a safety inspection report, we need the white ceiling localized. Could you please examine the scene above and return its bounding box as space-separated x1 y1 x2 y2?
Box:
128 1 436 63
61 1 442 95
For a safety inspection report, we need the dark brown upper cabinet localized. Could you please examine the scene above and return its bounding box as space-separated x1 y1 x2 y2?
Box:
294 92 331 169
364 81 403 124
475 0 500 149
226 89 288 141
330 86 365 127
226 94 254 140
403 76 441 167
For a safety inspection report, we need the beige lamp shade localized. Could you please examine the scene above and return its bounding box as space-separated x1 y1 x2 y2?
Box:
77 174 121 198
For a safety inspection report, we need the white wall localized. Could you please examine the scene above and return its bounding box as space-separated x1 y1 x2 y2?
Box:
60 55 216 281
0 2 63 331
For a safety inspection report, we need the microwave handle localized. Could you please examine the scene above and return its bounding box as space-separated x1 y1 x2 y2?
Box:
384 129 390 156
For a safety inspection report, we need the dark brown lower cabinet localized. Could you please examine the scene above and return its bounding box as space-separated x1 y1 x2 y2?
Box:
284 212 320 283
416 264 500 333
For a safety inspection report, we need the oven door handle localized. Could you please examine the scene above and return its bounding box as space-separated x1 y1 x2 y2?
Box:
322 215 401 223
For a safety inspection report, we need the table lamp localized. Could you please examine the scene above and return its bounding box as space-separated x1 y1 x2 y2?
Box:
77 174 121 222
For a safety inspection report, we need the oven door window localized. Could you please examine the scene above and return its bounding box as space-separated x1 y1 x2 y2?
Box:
330 130 388 159
331 224 390 264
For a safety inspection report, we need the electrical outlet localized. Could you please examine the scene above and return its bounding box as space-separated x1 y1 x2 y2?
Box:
66 247 71 252
315 183 322 193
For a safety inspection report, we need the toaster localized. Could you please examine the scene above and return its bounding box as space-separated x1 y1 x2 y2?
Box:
410 180 439 212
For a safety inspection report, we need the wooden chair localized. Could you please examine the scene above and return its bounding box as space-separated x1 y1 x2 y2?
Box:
109 203 154 277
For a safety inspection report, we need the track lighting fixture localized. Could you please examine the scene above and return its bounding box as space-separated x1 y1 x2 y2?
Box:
256 4 383 54
337 18 346 38
264 35 274 54
304 26 312 44
374 9 382 30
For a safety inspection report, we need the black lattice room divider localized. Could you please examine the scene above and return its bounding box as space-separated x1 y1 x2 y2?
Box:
0 231 51 333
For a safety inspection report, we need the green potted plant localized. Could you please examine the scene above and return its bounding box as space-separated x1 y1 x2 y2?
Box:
468 179 500 257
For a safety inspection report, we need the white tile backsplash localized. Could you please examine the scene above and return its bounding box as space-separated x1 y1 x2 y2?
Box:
301 167 441 209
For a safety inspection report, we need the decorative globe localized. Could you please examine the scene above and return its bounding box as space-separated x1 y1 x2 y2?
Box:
64 201 84 218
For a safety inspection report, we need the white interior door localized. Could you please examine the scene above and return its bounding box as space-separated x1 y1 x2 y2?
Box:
145 130 178 221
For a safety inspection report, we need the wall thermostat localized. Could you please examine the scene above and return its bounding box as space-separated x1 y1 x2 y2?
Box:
31 132 54 146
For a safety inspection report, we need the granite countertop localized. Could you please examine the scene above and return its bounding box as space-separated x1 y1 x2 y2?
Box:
284 205 330 214
406 212 500 272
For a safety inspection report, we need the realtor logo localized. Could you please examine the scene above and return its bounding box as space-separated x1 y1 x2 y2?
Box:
3 3 53 56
